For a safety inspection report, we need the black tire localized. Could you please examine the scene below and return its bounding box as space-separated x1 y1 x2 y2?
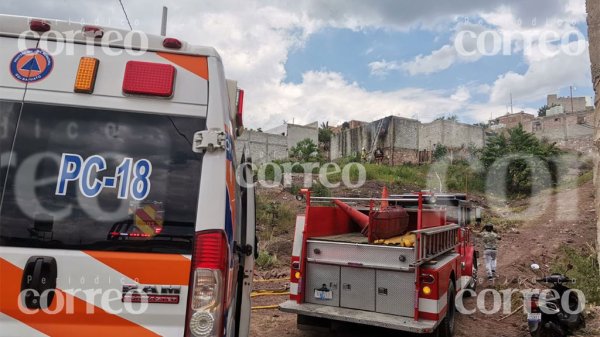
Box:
465 255 478 296
437 280 456 337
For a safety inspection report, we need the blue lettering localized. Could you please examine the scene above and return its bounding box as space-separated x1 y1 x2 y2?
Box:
79 155 107 198
55 154 83 195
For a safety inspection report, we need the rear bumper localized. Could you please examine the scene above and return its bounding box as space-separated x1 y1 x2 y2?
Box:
278 301 439 334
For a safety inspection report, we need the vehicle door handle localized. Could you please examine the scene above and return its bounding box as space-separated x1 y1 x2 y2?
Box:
20 256 57 310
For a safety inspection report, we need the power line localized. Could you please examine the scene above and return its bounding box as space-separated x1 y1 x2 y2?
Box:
117 0 133 30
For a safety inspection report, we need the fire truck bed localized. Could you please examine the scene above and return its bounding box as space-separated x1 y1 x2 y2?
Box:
279 301 438 333
310 232 369 244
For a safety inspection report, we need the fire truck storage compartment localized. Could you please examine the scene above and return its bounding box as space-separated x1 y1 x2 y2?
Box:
305 234 418 317
305 261 416 317
306 234 415 270
305 263 340 307
376 270 415 317
340 267 375 311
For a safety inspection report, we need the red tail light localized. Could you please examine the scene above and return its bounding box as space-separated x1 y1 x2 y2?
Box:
122 61 176 97
163 38 183 49
83 25 104 38
530 297 539 311
236 89 244 130
186 230 229 337
30 19 51 32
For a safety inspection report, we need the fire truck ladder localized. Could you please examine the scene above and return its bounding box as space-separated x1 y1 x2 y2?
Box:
411 224 460 267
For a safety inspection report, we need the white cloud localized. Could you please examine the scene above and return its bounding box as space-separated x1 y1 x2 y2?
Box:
368 59 401 76
0 0 591 128
489 40 591 105
451 86 471 102
401 45 459 76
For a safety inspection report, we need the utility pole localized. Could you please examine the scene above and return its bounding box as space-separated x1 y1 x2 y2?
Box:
161 6 168 36
570 85 575 113
510 92 514 115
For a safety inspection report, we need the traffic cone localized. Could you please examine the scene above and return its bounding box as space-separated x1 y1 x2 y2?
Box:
381 186 389 210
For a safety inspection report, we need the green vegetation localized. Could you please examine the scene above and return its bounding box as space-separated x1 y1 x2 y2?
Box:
255 195 296 269
481 124 561 196
318 122 333 146
432 144 448 161
552 245 600 305
256 250 278 269
538 103 559 117
255 195 296 242
289 138 320 162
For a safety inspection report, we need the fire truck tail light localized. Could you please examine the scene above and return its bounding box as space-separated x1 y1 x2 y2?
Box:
30 19 51 32
186 230 229 337
74 57 100 94
422 286 432 296
236 89 244 130
122 61 175 97
420 274 435 284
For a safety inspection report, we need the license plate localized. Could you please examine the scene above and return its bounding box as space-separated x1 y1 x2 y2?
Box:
314 289 333 300
528 313 542 322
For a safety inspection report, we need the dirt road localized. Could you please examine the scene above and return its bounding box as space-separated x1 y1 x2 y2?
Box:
250 182 598 337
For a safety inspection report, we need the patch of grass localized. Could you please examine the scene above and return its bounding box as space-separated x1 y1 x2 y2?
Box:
311 182 331 197
255 250 278 269
256 195 296 242
577 170 593 186
552 245 600 306
480 214 523 232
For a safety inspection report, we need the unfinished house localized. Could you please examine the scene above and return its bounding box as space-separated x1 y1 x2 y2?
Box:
329 116 486 165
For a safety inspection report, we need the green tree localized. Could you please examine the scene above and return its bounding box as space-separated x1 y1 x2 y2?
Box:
433 144 448 161
538 104 559 117
481 124 561 195
318 122 333 146
435 114 459 122
289 138 319 162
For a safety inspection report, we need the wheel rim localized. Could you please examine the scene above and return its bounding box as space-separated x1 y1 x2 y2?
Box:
448 284 455 333
471 257 478 288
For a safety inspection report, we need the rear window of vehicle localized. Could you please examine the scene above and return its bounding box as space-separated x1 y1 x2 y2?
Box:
0 102 205 254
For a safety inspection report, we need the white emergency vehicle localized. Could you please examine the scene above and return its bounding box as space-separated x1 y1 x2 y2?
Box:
0 15 256 337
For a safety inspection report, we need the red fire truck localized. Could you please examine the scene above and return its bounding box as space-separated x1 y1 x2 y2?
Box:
279 189 481 336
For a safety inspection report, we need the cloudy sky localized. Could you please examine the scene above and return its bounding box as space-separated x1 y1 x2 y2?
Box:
1 0 593 129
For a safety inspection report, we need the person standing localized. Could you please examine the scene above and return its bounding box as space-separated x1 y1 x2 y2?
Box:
480 223 501 280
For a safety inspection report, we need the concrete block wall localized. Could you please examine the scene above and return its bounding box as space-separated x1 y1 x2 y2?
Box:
418 120 485 151
287 124 318 149
547 94 589 113
235 130 288 164
329 116 486 164
532 111 595 141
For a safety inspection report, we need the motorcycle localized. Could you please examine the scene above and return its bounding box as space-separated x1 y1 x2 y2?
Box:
526 264 585 337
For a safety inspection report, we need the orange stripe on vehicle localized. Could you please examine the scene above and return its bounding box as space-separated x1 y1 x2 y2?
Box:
84 251 191 285
157 52 209 80
0 258 160 337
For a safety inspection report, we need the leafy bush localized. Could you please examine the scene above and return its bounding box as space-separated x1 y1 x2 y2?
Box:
289 138 320 162
552 246 600 305
256 250 278 269
433 144 448 161
481 124 561 196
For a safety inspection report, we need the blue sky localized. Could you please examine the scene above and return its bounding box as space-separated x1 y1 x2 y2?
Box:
1 0 593 128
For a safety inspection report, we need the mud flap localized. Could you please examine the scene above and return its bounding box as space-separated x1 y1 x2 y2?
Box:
527 320 540 334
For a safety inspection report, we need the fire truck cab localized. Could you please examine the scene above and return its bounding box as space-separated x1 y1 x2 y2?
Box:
0 15 255 337
280 190 480 336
